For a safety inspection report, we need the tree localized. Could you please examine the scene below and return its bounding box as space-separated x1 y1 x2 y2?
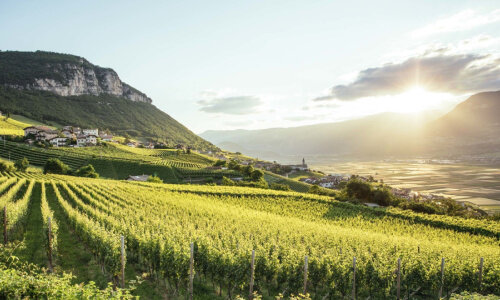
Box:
242 165 254 177
75 164 99 178
43 158 70 175
250 169 264 181
345 178 372 202
0 161 14 173
221 176 235 186
14 157 29 172
228 160 240 171
214 160 227 167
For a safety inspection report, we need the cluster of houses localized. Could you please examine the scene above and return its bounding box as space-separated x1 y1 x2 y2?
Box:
391 187 446 201
300 174 349 189
23 125 113 147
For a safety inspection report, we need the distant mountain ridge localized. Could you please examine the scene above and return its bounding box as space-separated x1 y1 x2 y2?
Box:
202 91 500 160
0 51 214 149
0 51 151 103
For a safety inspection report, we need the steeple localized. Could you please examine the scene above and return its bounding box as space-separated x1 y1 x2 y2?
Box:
302 157 306 166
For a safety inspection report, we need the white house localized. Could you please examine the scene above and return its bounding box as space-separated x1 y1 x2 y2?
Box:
86 135 98 145
76 134 87 147
83 128 99 136
48 137 68 147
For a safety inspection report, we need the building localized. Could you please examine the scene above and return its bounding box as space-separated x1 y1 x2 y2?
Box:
76 134 87 147
48 137 68 147
61 130 75 139
99 133 113 142
284 158 308 171
23 126 54 137
86 135 98 145
127 175 150 181
83 128 99 136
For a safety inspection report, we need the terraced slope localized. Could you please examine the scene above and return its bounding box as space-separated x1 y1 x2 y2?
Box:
1 172 498 299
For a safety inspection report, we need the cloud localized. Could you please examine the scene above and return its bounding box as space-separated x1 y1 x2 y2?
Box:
198 95 262 115
316 51 500 101
412 9 500 38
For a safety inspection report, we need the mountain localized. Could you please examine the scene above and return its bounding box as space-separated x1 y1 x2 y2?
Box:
0 51 214 149
202 112 434 160
201 91 500 161
422 91 500 156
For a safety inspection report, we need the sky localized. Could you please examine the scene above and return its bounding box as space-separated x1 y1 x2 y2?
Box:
1 0 499 133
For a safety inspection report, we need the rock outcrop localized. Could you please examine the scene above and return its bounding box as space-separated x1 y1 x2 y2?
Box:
0 51 152 103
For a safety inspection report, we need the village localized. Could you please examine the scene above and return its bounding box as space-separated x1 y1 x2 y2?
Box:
21 125 165 149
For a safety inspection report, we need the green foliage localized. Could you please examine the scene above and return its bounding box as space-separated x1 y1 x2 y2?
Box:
228 160 240 171
213 159 227 167
43 158 70 175
75 164 99 178
221 176 235 186
13 153 30 171
345 178 372 201
0 161 14 173
0 243 135 299
270 183 291 191
242 165 254 177
147 175 163 183
250 169 264 181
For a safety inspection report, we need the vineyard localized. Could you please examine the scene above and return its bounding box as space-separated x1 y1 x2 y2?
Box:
0 141 241 183
1 171 499 299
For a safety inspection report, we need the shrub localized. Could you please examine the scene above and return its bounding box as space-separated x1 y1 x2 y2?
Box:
0 161 14 173
147 175 163 183
14 157 29 172
75 164 99 178
43 158 70 175
270 183 291 191
250 169 264 181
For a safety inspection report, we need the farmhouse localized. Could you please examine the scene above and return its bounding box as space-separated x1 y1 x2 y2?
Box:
83 128 99 136
86 135 98 145
23 126 55 137
76 134 87 147
48 137 68 147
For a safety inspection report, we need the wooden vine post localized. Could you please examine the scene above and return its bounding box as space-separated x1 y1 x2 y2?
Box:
303 255 309 295
479 257 484 290
396 257 401 300
438 258 445 299
189 242 194 300
249 249 255 300
3 206 7 245
47 217 53 272
352 257 356 300
120 235 125 288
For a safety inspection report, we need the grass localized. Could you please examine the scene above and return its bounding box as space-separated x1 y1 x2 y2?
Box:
12 182 47 267
45 183 109 288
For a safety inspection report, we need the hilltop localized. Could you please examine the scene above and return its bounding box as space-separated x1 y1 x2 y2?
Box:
0 51 214 149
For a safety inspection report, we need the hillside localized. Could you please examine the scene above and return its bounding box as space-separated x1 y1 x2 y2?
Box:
0 51 214 149
0 172 498 298
202 91 500 161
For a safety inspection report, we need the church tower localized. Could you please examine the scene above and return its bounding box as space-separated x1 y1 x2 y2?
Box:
302 157 306 167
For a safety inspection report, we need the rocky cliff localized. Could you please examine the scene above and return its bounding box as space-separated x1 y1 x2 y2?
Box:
0 51 152 103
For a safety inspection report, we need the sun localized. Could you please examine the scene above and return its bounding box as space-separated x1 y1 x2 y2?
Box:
388 86 450 114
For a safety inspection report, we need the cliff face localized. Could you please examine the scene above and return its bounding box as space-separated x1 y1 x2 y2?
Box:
0 51 152 103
